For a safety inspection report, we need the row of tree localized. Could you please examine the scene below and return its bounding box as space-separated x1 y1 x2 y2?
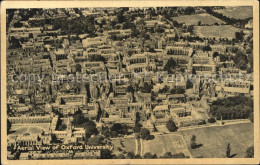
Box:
210 95 253 120
115 151 189 159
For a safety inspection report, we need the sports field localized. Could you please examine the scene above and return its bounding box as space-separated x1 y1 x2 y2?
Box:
194 25 240 39
172 13 225 26
142 133 191 157
181 122 254 158
141 122 253 158
214 7 253 19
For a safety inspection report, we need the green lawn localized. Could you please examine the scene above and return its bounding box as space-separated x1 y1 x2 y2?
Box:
142 133 191 157
181 122 254 158
10 124 50 135
141 122 253 158
110 122 253 158
172 13 225 25
194 25 240 38
214 7 253 19
111 137 136 155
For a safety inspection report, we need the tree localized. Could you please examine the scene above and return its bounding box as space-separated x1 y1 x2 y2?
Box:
133 123 142 133
149 48 156 52
72 111 90 127
184 7 195 15
9 36 22 49
172 152 189 158
203 45 212 51
245 145 254 158
210 95 253 120
117 12 125 23
87 136 103 146
164 58 177 73
127 85 135 93
175 88 185 94
101 126 110 137
110 20 117 28
84 121 99 139
111 123 123 135
207 118 216 123
235 31 244 41
122 124 128 135
126 151 135 159
226 143 231 158
7 119 12 134
159 86 169 93
233 50 248 70
166 120 178 132
58 123 67 131
101 149 113 159
190 135 197 149
141 82 153 93
162 152 172 158
134 154 142 158
213 52 219 58
75 64 82 73
143 152 157 158
140 128 150 140
117 154 125 159
249 112 253 123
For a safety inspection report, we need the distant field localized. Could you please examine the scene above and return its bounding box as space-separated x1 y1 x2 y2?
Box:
111 137 136 155
172 13 225 25
194 25 240 39
181 122 254 158
214 7 253 19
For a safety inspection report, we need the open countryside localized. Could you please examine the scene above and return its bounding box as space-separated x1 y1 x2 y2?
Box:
214 6 253 20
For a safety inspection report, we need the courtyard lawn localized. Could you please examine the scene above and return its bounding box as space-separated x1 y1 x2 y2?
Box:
214 7 253 19
194 25 240 39
10 124 50 135
111 137 136 155
180 122 254 158
172 13 225 26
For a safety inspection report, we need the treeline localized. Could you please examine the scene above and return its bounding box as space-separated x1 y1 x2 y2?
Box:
203 7 252 27
113 151 189 159
52 16 97 36
210 95 253 120
232 50 249 70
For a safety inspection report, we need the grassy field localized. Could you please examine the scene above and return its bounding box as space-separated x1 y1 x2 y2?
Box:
172 13 225 25
142 133 191 157
214 7 253 19
141 122 253 158
181 122 254 158
111 137 136 155
10 124 50 135
194 25 240 39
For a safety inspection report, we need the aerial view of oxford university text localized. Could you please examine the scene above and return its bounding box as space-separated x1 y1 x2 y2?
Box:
3 5 256 161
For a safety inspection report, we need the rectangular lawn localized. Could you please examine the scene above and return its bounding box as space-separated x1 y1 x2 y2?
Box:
172 13 225 25
194 25 240 39
142 133 191 157
111 137 136 155
180 122 254 158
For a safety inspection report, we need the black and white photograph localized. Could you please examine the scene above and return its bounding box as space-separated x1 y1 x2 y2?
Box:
1 0 259 164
